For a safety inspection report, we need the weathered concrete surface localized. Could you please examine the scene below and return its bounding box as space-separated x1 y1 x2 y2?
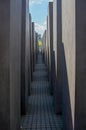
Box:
53 0 62 114
62 0 86 130
0 0 22 130
48 2 53 94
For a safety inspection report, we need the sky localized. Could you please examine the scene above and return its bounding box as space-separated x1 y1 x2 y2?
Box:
29 0 53 36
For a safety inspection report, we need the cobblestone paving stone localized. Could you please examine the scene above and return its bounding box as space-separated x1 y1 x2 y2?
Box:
21 54 63 130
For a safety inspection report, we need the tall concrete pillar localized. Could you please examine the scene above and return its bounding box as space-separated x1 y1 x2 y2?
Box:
53 0 62 114
45 31 48 65
25 0 30 109
42 30 47 63
34 33 38 64
62 0 86 130
45 29 48 66
34 32 37 65
28 13 32 95
29 14 33 80
0 0 22 130
48 2 53 94
31 22 35 71
21 0 29 115
21 0 26 115
46 18 49 68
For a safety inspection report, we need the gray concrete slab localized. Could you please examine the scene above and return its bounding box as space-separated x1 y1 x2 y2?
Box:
28 13 32 95
53 0 62 114
31 22 35 73
46 17 49 71
47 2 53 94
62 0 86 130
34 32 38 66
0 0 22 130
21 0 30 115
42 30 47 64
25 0 30 113
29 14 33 81
21 0 26 115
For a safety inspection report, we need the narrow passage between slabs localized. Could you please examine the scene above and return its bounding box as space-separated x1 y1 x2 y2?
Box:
21 53 63 130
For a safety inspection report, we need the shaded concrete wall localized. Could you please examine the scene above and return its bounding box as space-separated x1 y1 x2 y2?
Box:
28 13 32 94
34 32 37 65
45 29 48 66
46 18 49 68
21 0 26 115
25 0 30 112
35 33 38 63
62 0 86 130
53 0 62 114
0 0 22 130
75 1 86 129
62 0 75 129
33 30 36 65
48 2 53 94
29 14 33 80
45 30 47 65
31 22 35 73
42 30 46 63
36 34 39 55
21 0 30 115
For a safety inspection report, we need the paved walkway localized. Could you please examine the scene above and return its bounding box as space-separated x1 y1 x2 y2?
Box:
21 54 63 130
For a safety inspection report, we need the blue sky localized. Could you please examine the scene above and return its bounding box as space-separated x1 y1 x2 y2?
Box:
29 0 53 36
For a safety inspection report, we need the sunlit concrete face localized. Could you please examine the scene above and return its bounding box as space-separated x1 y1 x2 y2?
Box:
62 0 86 130
48 2 53 94
0 0 22 130
62 0 76 129
53 0 62 114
